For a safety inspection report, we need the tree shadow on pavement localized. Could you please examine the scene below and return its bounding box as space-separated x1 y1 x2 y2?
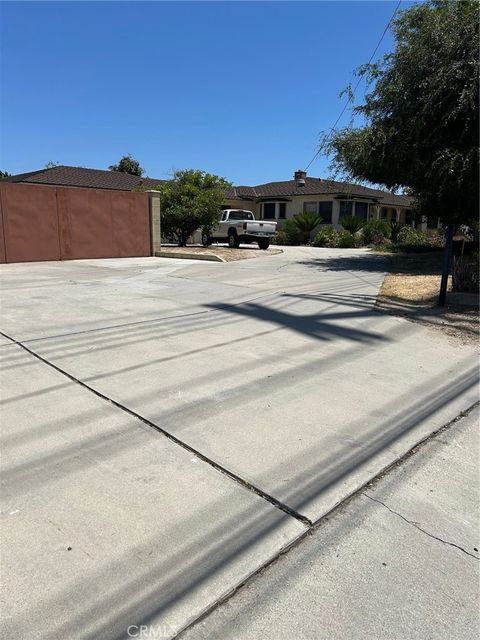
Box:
206 301 386 344
298 253 389 273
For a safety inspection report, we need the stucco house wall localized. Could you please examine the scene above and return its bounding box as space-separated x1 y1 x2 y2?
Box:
225 195 411 232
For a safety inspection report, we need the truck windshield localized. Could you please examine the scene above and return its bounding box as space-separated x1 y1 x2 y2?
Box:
228 211 254 220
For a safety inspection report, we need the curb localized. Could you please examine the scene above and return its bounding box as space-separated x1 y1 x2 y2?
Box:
155 251 225 262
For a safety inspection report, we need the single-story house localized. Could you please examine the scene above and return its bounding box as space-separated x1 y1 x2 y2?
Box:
223 170 417 229
5 166 433 231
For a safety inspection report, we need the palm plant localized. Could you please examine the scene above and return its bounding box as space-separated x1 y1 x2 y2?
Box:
390 221 404 243
340 216 365 234
293 212 323 244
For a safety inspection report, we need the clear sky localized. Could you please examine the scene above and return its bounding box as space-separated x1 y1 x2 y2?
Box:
0 1 406 185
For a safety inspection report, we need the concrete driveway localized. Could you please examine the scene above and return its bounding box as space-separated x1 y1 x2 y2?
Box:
1 247 478 639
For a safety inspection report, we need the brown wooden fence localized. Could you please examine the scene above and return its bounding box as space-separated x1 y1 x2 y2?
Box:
0 182 151 263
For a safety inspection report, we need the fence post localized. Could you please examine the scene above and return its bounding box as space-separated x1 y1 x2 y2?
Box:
146 191 161 255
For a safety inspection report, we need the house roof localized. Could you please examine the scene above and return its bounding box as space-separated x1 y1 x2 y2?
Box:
7 166 412 208
227 177 413 208
6 166 164 191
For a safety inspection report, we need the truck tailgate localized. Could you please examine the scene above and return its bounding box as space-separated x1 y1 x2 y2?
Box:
246 221 277 234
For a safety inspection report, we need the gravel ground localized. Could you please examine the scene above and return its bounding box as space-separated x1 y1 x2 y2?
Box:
159 244 283 262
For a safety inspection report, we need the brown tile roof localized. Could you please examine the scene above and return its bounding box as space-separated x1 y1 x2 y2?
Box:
8 167 412 208
226 177 413 208
7 166 164 191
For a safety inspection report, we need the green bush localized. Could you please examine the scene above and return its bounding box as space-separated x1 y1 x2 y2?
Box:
425 229 445 248
453 253 479 292
397 226 428 245
340 216 365 234
390 221 404 243
292 212 323 244
353 231 365 248
312 226 340 248
274 218 303 245
337 231 356 248
272 230 290 245
362 219 392 244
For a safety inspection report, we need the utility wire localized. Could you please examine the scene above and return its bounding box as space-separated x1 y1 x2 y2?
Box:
305 0 402 172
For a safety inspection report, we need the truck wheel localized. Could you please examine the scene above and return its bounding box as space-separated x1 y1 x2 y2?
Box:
258 238 270 250
228 231 240 248
202 232 212 246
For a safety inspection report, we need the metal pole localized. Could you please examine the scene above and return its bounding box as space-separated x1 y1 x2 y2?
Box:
438 223 454 307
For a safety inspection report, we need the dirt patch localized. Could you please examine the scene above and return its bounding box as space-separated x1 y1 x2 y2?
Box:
159 244 283 262
376 251 479 344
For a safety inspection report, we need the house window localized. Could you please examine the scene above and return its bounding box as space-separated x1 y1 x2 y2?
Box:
303 201 318 214
354 202 368 220
339 201 353 218
278 203 286 219
318 201 333 224
263 203 276 219
380 207 389 219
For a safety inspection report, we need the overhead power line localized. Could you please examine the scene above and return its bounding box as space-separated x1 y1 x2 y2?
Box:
305 0 402 172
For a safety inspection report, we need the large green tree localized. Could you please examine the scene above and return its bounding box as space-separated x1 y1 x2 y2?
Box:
326 0 479 227
108 154 144 176
156 170 230 246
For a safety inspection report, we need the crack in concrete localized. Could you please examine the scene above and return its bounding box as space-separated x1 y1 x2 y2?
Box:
363 493 479 560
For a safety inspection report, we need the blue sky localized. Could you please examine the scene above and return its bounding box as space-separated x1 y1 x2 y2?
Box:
0 1 407 185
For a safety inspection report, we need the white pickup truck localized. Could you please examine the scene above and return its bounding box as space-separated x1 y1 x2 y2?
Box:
202 210 277 250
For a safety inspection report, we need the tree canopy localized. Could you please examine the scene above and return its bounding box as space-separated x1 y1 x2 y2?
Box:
326 0 479 226
108 154 144 176
156 170 231 246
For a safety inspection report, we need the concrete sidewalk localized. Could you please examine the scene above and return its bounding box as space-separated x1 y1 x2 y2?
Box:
184 405 480 640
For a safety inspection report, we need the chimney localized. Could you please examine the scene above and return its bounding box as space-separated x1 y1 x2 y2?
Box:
294 169 307 187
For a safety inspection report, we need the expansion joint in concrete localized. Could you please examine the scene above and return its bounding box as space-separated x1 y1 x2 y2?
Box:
0 331 312 529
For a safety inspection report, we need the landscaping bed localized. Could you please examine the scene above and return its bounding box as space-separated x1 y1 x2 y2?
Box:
376 251 479 344
157 244 283 262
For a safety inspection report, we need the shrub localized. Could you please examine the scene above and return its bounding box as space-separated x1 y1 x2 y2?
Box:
426 229 445 248
292 212 323 244
337 231 356 248
390 221 404 243
340 216 365 234
274 218 303 245
353 231 365 248
452 252 479 292
362 219 392 244
272 230 290 245
312 227 340 248
397 226 428 245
